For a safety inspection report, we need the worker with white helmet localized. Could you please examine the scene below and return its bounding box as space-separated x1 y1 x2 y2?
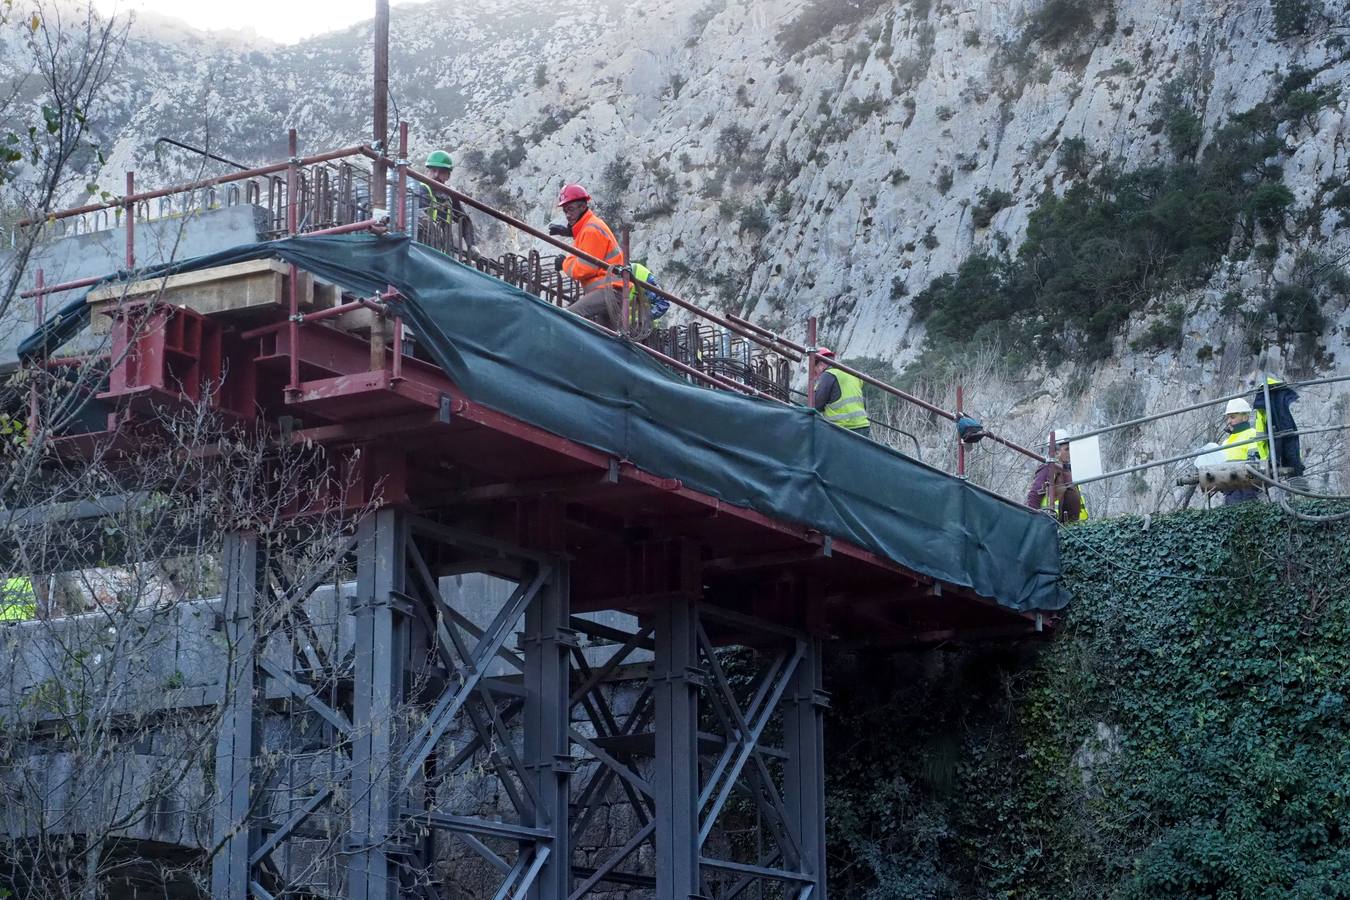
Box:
1025 428 1088 523
1219 398 1269 505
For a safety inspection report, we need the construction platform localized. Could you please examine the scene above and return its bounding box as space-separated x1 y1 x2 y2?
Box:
6 153 1067 899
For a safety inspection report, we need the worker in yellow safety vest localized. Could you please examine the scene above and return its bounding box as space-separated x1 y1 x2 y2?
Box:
1026 429 1089 523
420 149 475 250
1220 398 1268 505
0 576 36 622
810 348 871 437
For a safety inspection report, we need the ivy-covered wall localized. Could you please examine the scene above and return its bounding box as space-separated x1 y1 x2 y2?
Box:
824 503 1350 898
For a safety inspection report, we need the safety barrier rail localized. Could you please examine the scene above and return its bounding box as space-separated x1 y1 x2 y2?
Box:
15 124 1048 482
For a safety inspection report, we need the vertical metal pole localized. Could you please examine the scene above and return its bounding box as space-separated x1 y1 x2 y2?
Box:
211 532 262 899
395 121 409 232
784 638 828 898
286 129 302 401
124 171 135 269
349 508 406 900
806 315 818 410
620 225 632 337
1261 375 1277 475
524 560 572 900
654 598 702 899
373 0 390 215
28 269 44 440
956 384 966 478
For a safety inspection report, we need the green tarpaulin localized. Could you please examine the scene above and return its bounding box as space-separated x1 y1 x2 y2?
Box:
22 233 1068 612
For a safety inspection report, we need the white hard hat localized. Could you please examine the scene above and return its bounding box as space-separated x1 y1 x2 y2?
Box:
1225 398 1252 415
1050 427 1071 444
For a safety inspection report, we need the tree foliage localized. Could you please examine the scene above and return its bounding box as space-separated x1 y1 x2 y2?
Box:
910 80 1306 364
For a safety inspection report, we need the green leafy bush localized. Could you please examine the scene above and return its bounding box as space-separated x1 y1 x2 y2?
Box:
971 188 1013 228
1246 182 1295 230
825 503 1350 897
1129 302 1186 351
1058 136 1090 176
776 0 889 55
1024 0 1097 46
737 203 770 235
1271 0 1317 39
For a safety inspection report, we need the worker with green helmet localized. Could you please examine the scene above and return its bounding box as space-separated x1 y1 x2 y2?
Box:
419 149 475 251
810 348 871 437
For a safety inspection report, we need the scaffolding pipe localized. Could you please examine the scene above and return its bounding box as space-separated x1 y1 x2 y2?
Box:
286 129 301 399
396 121 408 232
28 269 43 439
373 0 389 215
17 145 371 227
1072 422 1350 488
806 316 817 411
303 219 380 236
1065 373 1350 444
125 171 135 269
19 275 102 299
957 384 966 478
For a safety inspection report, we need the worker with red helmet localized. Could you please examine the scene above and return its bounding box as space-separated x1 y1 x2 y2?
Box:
810 348 871 437
551 184 626 326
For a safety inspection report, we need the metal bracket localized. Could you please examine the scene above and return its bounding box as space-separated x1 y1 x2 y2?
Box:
437 393 453 425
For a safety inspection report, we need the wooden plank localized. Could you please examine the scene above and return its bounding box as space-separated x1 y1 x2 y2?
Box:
87 260 336 333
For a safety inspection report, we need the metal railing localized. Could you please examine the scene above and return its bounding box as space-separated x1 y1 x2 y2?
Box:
16 124 1050 483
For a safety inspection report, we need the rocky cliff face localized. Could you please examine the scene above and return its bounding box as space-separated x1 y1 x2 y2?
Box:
13 0 1350 509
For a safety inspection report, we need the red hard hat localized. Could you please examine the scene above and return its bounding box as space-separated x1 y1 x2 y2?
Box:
816 347 835 358
557 184 591 207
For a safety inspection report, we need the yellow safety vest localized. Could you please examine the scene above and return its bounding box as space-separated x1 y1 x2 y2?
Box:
1252 376 1282 437
823 368 869 430
0 577 36 621
628 262 652 303
423 182 451 225
1040 489 1090 522
1223 422 1269 462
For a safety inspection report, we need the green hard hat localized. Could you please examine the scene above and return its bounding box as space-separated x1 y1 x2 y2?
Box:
425 149 454 170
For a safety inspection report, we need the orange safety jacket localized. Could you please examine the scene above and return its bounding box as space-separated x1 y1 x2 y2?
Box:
562 209 625 292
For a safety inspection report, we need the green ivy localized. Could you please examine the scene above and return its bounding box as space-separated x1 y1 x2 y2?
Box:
825 502 1350 898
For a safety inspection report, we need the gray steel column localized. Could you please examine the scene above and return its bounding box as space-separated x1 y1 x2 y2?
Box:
349 508 408 900
523 560 572 899
653 598 702 899
784 638 828 898
211 531 262 899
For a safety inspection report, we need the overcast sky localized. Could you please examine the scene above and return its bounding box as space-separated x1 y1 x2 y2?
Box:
92 0 425 44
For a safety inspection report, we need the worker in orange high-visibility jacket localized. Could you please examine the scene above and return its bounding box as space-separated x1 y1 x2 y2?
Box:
553 184 626 327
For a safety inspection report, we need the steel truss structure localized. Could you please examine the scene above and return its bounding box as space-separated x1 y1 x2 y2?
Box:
210 508 826 900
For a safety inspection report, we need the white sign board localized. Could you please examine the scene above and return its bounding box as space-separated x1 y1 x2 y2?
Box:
1069 435 1103 482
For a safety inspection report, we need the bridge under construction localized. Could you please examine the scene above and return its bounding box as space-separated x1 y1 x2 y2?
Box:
2 127 1067 900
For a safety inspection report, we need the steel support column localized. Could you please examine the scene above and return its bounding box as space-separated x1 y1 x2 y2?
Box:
211 531 263 898
784 638 828 898
653 598 703 899
523 561 572 899
349 508 411 900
